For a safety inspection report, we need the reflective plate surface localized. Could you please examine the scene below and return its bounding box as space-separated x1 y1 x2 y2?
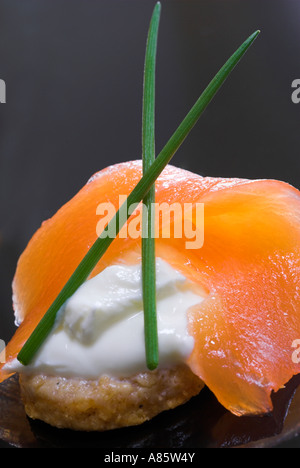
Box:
1 375 300 448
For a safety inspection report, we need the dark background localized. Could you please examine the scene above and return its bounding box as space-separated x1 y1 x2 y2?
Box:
0 0 299 447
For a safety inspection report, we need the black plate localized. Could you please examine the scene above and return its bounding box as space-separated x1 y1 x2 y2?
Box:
1 374 300 448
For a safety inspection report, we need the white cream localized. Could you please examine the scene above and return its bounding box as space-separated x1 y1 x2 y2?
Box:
5 258 205 379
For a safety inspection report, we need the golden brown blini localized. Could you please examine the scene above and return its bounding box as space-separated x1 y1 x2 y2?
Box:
19 365 204 431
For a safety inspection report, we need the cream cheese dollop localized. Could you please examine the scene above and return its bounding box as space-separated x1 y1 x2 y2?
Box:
6 258 205 379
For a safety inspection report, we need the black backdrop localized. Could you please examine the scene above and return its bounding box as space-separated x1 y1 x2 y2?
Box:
0 0 299 373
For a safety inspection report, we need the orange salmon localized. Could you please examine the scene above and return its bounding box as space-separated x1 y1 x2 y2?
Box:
1 160 300 416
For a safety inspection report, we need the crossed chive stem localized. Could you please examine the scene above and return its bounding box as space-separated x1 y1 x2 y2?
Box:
17 3 260 369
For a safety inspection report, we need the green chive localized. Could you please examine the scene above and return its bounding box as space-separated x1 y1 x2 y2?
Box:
142 2 161 370
17 25 260 366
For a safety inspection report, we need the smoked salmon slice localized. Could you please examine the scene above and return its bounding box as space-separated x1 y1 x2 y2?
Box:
1 160 300 417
